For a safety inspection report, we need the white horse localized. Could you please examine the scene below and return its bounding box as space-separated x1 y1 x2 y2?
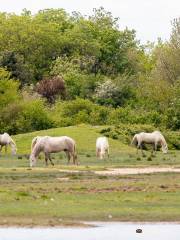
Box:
0 133 17 155
30 136 78 167
96 137 109 159
131 131 168 155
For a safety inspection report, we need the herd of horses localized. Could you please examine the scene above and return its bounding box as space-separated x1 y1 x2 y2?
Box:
0 130 168 167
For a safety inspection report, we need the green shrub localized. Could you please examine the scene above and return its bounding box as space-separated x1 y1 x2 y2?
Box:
164 105 180 130
18 100 54 132
0 68 20 108
0 99 54 134
164 131 180 150
107 107 162 126
0 102 23 134
52 98 110 126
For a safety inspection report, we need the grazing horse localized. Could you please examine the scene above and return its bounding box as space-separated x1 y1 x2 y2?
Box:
96 137 109 159
30 136 78 167
131 131 168 155
0 133 17 155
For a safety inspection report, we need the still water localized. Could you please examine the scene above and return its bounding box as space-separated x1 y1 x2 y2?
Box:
0 222 180 240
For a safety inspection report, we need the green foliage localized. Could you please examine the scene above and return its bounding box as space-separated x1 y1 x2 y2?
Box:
0 99 54 134
164 105 180 130
52 98 110 126
0 8 179 132
51 56 103 99
18 100 54 132
0 68 20 108
164 131 180 150
0 102 23 134
0 51 33 86
107 107 162 126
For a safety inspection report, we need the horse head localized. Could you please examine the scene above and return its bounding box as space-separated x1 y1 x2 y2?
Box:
162 144 168 154
161 136 168 154
10 141 17 155
29 154 37 167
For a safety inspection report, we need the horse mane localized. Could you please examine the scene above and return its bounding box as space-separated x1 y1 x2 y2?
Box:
9 137 16 147
6 133 17 150
160 134 168 149
31 139 43 158
153 131 167 145
31 136 40 151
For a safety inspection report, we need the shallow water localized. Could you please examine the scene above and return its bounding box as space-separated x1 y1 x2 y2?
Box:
0 222 180 240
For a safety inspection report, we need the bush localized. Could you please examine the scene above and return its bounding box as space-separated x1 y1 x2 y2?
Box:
52 98 111 126
164 131 180 150
18 100 54 132
0 68 20 108
36 76 66 103
90 106 110 125
0 102 23 134
107 107 163 126
164 105 180 130
0 100 54 134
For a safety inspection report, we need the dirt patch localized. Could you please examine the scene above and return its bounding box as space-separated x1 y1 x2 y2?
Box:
0 217 94 228
56 167 180 176
95 167 180 175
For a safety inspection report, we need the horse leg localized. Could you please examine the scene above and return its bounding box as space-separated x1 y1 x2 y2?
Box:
65 151 71 164
5 145 8 155
45 153 48 166
136 146 139 154
107 148 110 158
139 143 145 157
154 142 157 155
96 148 100 158
48 154 54 166
71 152 76 165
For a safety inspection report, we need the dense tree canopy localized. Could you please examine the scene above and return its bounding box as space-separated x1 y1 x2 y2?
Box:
0 8 179 133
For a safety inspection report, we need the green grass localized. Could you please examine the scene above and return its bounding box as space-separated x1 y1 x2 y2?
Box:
0 170 180 225
0 124 179 226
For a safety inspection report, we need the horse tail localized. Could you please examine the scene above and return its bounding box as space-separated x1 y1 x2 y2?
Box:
73 141 78 164
131 134 138 146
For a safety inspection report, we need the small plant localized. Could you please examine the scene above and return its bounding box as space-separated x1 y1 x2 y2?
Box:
86 154 91 158
147 156 152 161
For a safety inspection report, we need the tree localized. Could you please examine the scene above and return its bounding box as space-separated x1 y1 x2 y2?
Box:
36 76 66 103
0 51 33 86
0 67 20 108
